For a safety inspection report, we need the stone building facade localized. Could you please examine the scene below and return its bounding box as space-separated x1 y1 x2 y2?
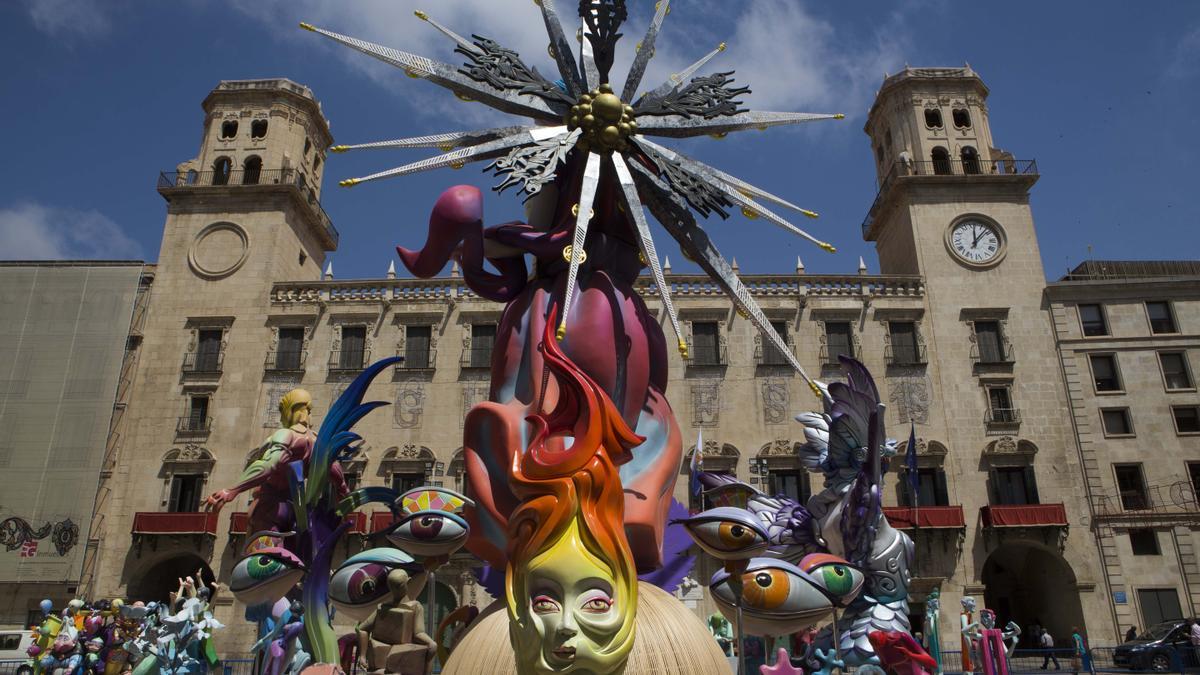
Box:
3 71 1196 655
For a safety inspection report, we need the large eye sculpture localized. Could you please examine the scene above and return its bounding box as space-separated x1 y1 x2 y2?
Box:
676 507 770 561
330 548 415 622
229 548 305 607
385 511 469 559
799 553 865 607
709 559 835 637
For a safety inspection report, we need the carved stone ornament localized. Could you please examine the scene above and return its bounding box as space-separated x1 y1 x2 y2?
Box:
761 379 790 426
760 439 795 457
394 385 425 429
888 373 931 425
691 382 720 426
984 436 1037 456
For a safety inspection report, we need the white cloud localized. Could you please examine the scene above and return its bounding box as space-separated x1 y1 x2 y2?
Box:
1166 24 1200 80
23 0 113 39
0 203 142 261
228 0 906 124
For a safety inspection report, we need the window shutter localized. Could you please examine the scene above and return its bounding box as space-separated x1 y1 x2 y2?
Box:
899 472 912 507
167 476 182 512
934 470 950 507
1023 465 1040 504
987 469 999 505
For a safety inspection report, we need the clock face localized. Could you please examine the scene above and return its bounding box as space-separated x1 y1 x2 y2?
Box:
949 220 1002 264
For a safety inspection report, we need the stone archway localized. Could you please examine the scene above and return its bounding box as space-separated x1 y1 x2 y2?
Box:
982 543 1085 645
126 553 216 605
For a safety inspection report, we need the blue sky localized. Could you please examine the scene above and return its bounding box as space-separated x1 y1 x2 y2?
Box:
1 0 1197 279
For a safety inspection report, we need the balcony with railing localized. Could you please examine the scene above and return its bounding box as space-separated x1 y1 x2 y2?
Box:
460 348 493 370
396 348 437 372
687 345 728 368
182 351 224 376
328 350 370 374
1092 480 1200 526
886 343 928 367
883 505 966 530
157 168 338 249
819 345 857 367
754 342 795 367
985 407 1022 426
971 340 1015 366
264 350 307 373
231 511 368 537
862 158 1039 240
176 416 212 439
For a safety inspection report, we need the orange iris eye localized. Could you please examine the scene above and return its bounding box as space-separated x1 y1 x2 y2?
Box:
717 521 757 549
581 597 612 613
532 596 560 614
741 568 790 610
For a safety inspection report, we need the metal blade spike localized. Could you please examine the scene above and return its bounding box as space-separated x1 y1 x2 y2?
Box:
580 15 600 90
629 137 813 215
413 10 482 54
329 126 532 153
621 0 670 102
637 111 844 139
611 154 685 355
637 41 725 104
299 22 563 121
628 159 816 386
558 151 602 340
536 0 584 97
633 138 834 250
340 126 567 187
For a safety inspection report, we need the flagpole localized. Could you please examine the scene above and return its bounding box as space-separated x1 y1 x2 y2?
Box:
908 421 920 531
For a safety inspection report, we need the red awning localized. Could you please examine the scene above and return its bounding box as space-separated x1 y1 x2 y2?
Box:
370 511 397 533
981 503 1068 527
883 506 966 529
132 512 219 536
229 512 249 535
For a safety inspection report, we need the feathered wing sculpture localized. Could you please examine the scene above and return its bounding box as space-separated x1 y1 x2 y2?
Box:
795 356 914 667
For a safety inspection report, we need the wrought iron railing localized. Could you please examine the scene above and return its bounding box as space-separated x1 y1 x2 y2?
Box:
687 345 728 367
819 344 856 367
264 350 307 372
862 158 1038 237
971 340 1015 365
398 348 437 371
157 168 338 248
182 351 223 375
754 342 794 366
176 416 212 435
1092 480 1200 519
985 407 1022 425
460 348 493 369
886 343 927 366
328 350 370 373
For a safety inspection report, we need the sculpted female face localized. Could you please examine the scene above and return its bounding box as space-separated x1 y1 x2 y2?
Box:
517 520 628 674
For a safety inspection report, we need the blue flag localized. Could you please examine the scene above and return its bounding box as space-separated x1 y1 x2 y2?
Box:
906 422 920 524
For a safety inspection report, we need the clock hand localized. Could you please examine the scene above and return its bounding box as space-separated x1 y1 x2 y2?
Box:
972 226 982 248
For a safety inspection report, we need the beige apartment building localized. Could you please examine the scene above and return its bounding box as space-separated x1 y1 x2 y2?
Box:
2 69 1197 655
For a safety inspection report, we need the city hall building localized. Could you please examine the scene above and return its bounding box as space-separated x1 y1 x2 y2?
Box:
0 68 1196 655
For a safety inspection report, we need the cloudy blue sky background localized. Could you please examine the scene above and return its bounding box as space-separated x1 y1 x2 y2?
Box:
1 0 1197 278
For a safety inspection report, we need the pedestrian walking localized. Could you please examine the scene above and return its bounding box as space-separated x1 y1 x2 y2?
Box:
1040 629 1061 670
1124 626 1137 643
1070 627 1085 675
1188 619 1200 668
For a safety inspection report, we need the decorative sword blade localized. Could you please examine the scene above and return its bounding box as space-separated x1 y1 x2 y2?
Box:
637 42 725 104
536 0 584 97
634 140 814 216
611 153 685 356
300 22 563 121
340 126 567 187
558 151 602 340
330 126 532 153
621 0 670 102
413 10 482 54
633 138 834 251
637 110 844 139
628 159 816 387
580 15 600 90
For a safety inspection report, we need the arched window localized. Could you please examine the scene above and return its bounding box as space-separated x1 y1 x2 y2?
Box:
924 108 943 129
885 129 893 151
304 137 312 157
931 147 951 175
875 144 884 167
242 156 262 185
961 146 981 175
313 155 321 173
220 120 238 139
953 108 971 128
212 157 232 186
251 119 268 139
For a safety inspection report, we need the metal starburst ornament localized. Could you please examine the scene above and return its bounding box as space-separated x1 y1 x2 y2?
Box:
303 0 844 390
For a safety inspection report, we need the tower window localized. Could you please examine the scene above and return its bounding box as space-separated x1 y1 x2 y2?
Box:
885 129 893 150
952 108 971 128
313 155 321 172
212 157 232 186
220 120 238 139
304 137 312 157
923 108 943 129
930 147 951 175
242 156 262 185
1089 354 1122 392
961 146 981 175
251 119 268 139
875 145 884 167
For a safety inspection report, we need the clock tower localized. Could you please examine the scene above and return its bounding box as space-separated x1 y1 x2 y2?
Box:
860 67 1113 641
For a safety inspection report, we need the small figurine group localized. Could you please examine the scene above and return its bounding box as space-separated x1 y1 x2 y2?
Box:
25 575 222 675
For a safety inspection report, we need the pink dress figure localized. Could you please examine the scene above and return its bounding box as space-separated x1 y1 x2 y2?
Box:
966 610 1019 675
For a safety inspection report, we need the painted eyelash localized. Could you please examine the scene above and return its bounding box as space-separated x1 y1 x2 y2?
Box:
532 595 561 612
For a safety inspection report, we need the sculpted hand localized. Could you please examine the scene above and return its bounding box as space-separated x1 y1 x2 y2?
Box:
202 489 237 513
